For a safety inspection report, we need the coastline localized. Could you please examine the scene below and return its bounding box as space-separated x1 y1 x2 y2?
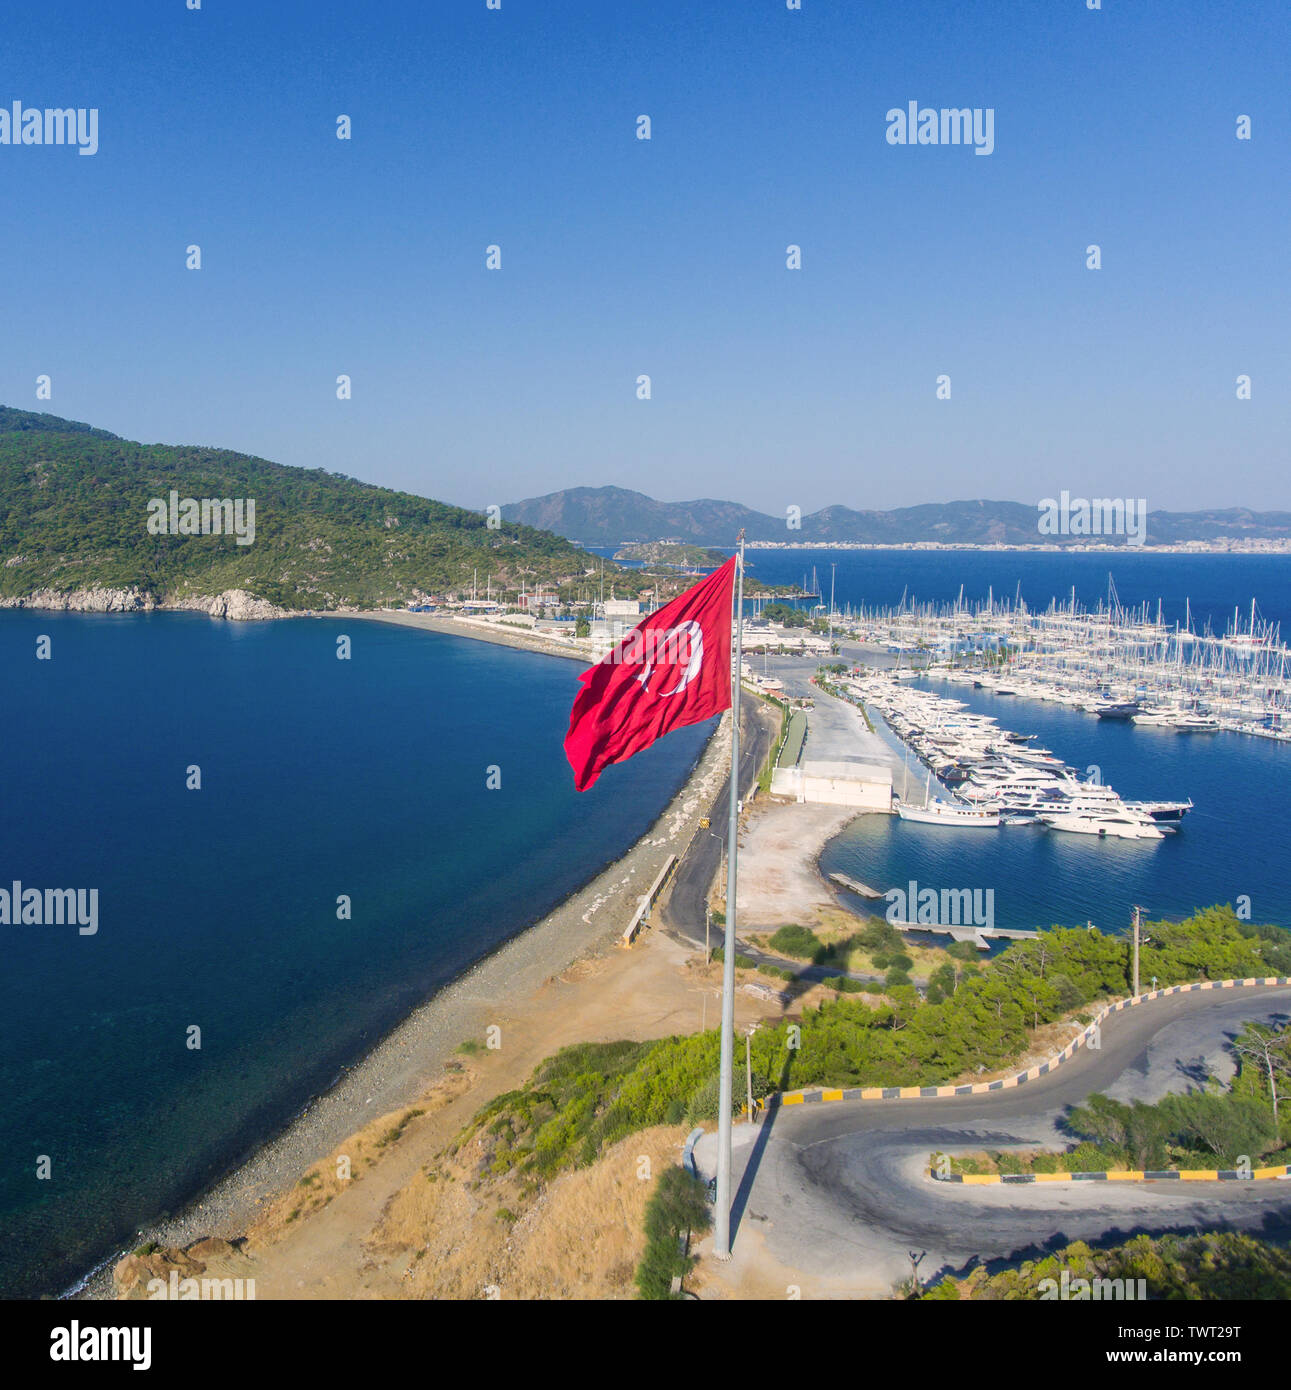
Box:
340 607 593 664
74 631 733 1299
0 585 610 669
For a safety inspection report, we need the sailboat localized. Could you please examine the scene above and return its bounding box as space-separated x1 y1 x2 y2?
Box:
895 768 1001 827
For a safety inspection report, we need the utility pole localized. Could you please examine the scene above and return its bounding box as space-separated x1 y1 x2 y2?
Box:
829 562 836 653
1132 904 1142 997
745 1028 755 1124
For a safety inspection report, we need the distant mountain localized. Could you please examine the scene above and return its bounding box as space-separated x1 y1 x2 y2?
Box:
1145 508 1291 544
501 486 773 544
0 408 603 610
502 487 1291 548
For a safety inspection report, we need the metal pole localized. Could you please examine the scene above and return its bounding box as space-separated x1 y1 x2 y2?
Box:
745 1029 754 1124
1132 905 1141 998
715 534 745 1260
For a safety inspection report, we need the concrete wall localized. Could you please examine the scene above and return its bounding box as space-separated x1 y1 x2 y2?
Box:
771 761 892 809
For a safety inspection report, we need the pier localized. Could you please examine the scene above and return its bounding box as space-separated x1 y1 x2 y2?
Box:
888 918 1042 949
828 872 883 899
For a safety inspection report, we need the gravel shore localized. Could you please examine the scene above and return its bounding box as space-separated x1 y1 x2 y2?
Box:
343 607 594 664
76 625 731 1299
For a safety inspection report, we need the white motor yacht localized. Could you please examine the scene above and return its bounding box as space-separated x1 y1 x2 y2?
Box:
1041 807 1165 840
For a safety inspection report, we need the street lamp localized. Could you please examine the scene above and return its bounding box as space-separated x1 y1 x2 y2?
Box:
744 1022 759 1124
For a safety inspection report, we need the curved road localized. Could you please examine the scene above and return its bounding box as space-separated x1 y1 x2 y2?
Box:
694 985 1291 1294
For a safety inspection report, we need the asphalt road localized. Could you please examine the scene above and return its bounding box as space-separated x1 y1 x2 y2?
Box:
661 696 778 946
694 985 1291 1293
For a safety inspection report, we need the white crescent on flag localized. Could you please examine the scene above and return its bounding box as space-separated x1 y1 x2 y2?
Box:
634 620 705 697
659 620 704 696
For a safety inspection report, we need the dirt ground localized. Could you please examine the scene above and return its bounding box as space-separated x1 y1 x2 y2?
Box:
157 930 788 1300
733 800 865 929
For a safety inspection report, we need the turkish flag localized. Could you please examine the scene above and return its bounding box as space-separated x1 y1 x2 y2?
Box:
564 557 737 791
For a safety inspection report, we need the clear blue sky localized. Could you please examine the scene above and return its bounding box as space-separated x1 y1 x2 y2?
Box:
4 0 1288 515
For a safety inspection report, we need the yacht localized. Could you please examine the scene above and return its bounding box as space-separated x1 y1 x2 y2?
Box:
1133 709 1220 733
1132 708 1177 727
895 797 1001 827
1042 806 1165 840
1095 700 1142 720
1173 713 1220 733
960 765 1072 803
1126 798 1194 823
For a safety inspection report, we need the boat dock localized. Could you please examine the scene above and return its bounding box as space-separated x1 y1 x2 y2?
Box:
889 918 1042 949
829 872 883 899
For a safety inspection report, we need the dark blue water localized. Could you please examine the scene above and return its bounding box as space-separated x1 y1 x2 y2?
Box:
744 549 1291 636
591 545 1291 637
822 681 1291 938
0 611 712 1297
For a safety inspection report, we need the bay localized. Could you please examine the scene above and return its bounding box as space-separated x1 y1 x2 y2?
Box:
0 611 712 1297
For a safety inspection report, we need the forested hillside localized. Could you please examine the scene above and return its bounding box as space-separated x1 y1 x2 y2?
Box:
0 408 598 610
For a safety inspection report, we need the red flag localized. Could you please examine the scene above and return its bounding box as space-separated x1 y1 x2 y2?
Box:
564 557 736 791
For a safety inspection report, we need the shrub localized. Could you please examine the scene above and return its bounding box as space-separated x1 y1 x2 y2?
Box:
635 1167 712 1299
712 947 756 969
768 924 824 961
684 1065 770 1125
1062 1141 1116 1172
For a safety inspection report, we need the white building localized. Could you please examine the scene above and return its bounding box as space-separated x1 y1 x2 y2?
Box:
770 759 893 809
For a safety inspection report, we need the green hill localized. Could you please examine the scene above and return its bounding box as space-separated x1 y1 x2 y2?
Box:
0 407 602 611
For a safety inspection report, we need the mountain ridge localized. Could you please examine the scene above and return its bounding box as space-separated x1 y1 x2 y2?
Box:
501 486 1291 547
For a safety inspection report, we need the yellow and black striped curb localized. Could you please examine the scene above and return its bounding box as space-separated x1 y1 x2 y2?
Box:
930 1164 1291 1185
767 975 1291 1109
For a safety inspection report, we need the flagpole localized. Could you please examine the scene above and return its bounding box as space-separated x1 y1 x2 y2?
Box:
715 532 745 1260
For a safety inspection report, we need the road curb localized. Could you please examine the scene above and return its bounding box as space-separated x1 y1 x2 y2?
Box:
681 1126 706 1179
929 1164 1291 1185
766 975 1291 1109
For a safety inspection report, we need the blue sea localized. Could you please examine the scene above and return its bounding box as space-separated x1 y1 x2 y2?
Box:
0 612 713 1298
740 548 1291 635
596 545 1291 636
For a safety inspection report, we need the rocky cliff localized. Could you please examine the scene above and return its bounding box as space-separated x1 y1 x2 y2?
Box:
0 587 289 619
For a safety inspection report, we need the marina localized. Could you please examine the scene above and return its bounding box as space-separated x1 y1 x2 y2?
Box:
816 680 1291 938
828 670 1190 841
834 586 1291 744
